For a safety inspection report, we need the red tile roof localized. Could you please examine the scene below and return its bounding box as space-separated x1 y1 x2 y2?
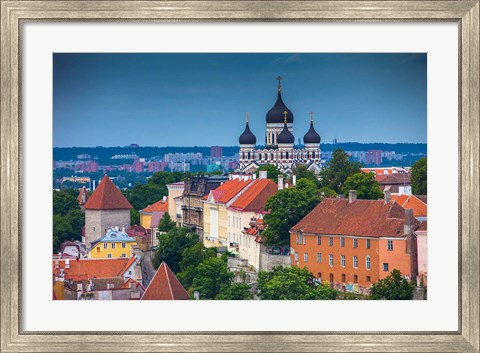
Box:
229 178 277 212
392 194 427 217
141 262 190 300
77 187 89 205
207 179 252 204
291 198 410 238
52 257 135 281
84 175 132 210
142 198 168 213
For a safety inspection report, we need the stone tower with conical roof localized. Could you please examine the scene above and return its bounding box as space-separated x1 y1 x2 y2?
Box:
84 175 132 247
237 78 322 175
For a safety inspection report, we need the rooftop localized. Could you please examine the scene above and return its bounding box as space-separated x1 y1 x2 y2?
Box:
229 178 277 212
141 262 190 300
52 257 136 281
84 175 132 210
291 198 415 238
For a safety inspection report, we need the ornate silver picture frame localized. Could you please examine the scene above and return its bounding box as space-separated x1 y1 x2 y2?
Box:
1 1 478 352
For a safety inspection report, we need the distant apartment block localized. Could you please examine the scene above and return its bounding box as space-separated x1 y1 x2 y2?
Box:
77 153 91 160
366 150 383 165
210 146 223 158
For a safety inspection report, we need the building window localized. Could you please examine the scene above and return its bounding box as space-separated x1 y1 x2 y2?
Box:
341 255 346 267
353 239 358 248
294 253 299 261
107 254 112 258
353 275 358 283
341 274 346 282
383 263 389 272
366 276 371 282
329 254 334 267
103 243 107 249
96 247 100 253
329 237 333 246
303 236 306 245
317 253 322 263
112 243 116 249
121 253 126 258
353 256 358 268
387 240 394 251
122 243 126 249
317 235 321 245
228 216 230 226
340 237 345 247
304 252 308 262
366 255 371 270
366 239 371 249
295 234 299 245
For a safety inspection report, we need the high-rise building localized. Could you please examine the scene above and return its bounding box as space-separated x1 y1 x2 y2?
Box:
210 146 223 158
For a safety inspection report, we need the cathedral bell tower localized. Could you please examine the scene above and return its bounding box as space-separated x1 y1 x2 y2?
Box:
265 76 294 148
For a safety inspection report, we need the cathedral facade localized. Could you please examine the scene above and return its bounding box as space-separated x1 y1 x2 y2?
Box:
237 78 322 175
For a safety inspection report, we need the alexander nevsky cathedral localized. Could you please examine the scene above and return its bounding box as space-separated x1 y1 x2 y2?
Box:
237 77 322 175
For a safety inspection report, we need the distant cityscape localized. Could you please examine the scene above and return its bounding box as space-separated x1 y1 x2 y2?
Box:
53 143 426 190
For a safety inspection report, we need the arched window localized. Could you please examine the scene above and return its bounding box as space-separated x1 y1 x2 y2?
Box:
247 152 251 159
286 152 289 159
271 133 275 144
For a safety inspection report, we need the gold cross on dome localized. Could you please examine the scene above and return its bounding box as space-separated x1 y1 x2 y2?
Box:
283 111 288 124
277 76 283 91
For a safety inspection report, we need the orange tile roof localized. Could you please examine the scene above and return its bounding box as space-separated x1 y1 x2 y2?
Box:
142 198 168 213
229 178 277 212
52 257 135 281
208 179 252 204
392 194 427 218
141 262 190 300
77 187 89 205
291 198 411 238
84 175 132 210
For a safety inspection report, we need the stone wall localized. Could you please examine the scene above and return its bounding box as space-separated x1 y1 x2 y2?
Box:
259 252 291 271
85 209 131 247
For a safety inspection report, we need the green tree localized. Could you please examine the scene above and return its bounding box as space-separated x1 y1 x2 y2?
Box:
152 227 199 272
319 149 361 193
192 256 234 299
158 213 176 233
292 165 318 184
53 214 73 252
257 164 283 182
257 266 337 300
130 208 140 225
411 157 427 195
262 178 322 246
370 269 415 300
177 243 216 288
342 172 383 200
53 189 79 216
216 283 253 300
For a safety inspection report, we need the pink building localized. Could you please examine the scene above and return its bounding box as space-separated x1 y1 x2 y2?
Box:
210 146 223 158
132 161 144 173
148 161 168 173
416 221 428 286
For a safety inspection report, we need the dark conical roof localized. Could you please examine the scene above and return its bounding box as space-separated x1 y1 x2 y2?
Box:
277 122 295 144
239 121 256 145
303 121 321 144
266 91 294 124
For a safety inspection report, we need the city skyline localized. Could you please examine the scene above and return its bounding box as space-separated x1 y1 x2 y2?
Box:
54 53 427 147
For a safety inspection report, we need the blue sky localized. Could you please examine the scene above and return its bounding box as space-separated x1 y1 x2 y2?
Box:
53 53 427 147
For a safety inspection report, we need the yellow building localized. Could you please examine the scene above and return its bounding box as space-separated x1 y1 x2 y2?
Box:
203 178 252 248
89 227 137 259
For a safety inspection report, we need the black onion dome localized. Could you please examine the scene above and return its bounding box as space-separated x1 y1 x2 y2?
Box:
277 123 295 144
266 92 294 124
303 121 321 144
239 122 256 145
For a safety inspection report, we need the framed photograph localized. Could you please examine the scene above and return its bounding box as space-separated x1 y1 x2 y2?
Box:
1 1 478 352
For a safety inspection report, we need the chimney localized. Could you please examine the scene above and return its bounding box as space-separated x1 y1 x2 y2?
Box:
252 173 257 180
259 170 267 179
292 175 297 186
348 190 357 203
278 175 284 190
384 190 391 204
404 208 414 236
193 291 200 300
